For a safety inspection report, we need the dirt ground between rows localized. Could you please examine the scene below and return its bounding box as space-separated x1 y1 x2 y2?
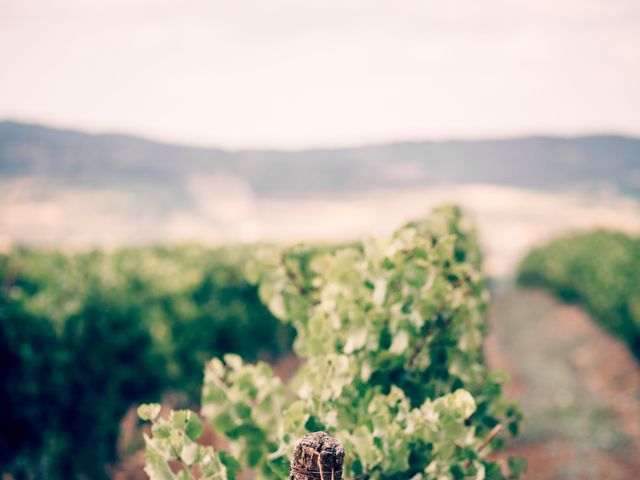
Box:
486 287 640 479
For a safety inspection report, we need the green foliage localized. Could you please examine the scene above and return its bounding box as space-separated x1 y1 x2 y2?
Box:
0 285 57 476
0 245 292 479
517 230 640 357
139 404 241 480
141 206 522 479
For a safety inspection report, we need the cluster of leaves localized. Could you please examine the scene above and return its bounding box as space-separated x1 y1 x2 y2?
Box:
518 229 640 358
141 206 523 480
0 245 292 479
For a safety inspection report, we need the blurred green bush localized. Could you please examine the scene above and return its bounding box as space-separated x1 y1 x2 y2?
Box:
0 245 293 479
517 230 640 358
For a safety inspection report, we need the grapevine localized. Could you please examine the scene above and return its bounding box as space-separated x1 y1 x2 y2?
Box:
140 205 523 479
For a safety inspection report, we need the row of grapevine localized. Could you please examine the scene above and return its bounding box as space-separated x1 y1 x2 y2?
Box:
517 229 640 358
140 206 524 479
0 246 292 479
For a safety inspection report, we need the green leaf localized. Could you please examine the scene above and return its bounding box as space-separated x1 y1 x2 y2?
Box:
508 457 527 478
138 403 161 421
144 438 176 480
185 414 203 441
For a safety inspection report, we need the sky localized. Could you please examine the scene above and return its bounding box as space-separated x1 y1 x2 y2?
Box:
1 0 639 148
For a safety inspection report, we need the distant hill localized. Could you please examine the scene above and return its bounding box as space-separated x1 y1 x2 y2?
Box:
1 120 640 252
2 121 639 200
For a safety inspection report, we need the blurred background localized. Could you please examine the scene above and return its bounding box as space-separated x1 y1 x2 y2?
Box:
1 1 639 479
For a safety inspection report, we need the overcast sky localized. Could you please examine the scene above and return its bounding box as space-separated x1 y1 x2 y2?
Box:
1 0 639 148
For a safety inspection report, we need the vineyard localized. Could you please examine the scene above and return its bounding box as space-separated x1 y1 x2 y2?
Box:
2 1 639 478
517 230 640 358
140 205 523 479
2 207 639 479
0 246 292 478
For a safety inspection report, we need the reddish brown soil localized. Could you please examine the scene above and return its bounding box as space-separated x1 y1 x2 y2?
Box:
486 288 640 480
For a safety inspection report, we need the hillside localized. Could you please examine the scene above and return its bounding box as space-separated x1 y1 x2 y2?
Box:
2 121 640 263
2 121 640 199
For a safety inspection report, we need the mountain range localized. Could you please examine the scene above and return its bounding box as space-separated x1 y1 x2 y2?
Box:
2 120 640 256
2 121 639 203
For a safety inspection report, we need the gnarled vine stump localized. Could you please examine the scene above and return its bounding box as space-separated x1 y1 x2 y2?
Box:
289 431 344 480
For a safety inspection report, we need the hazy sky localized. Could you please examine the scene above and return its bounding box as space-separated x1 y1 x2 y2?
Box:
1 0 639 148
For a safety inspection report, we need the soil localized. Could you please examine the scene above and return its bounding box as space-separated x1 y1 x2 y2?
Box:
486 286 640 479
